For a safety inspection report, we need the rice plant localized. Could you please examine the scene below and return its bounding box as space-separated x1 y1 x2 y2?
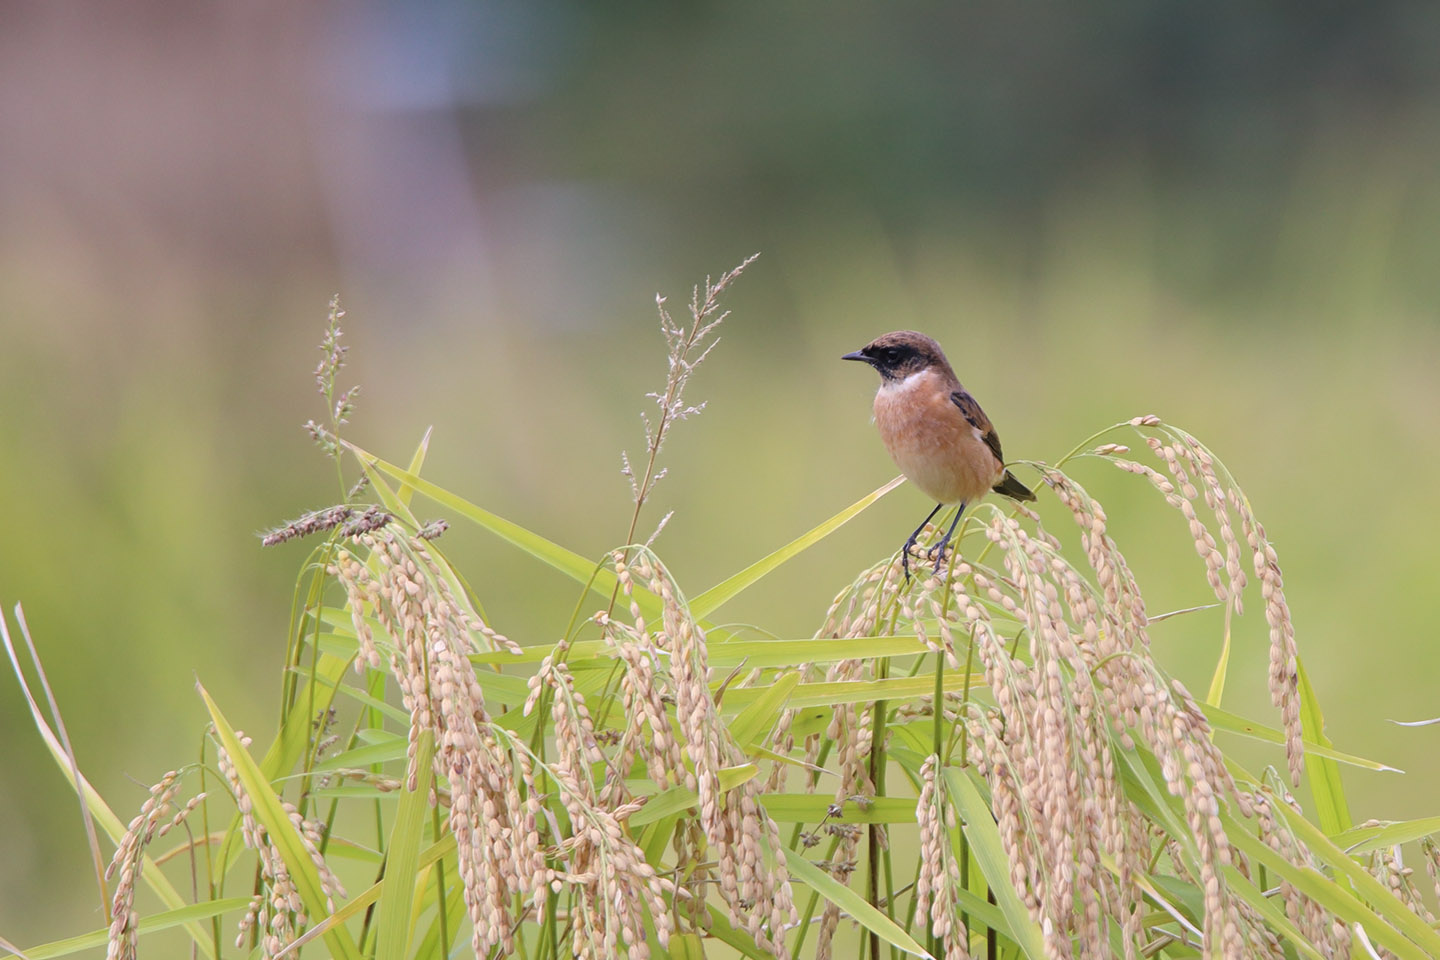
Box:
6 262 1439 960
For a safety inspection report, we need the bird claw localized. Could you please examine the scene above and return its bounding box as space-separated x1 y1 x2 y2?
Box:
927 537 953 577
900 535 956 584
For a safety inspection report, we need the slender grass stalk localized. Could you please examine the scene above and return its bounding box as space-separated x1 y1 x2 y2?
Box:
5 606 112 924
196 736 220 960
866 660 888 960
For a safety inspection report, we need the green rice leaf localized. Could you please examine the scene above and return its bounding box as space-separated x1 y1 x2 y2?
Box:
729 671 800 746
944 768 1047 959
346 441 622 599
213 650 358 876
720 673 984 713
5 637 218 958
1143 874 1203 935
398 427 433 508
311 738 408 773
273 835 458 959
315 837 385 863
198 684 363 960
469 638 606 666
1202 703 1397 772
661 931 708 960
356 450 422 531
261 650 354 777
703 905 772 959
1264 802 1440 957
948 885 1008 935
691 476 905 618
626 766 760 827
1332 817 1440 855
640 813 680 868
1115 741 1200 859
1220 864 1327 960
409 860 466 960
706 635 929 668
314 672 411 725
782 847 934 959
374 729 434 960
1227 823 1430 960
1205 612 1232 706
627 787 702 828
1297 657 1352 833
14 898 251 959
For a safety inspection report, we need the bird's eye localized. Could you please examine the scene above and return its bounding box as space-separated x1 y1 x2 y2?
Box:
884 348 902 364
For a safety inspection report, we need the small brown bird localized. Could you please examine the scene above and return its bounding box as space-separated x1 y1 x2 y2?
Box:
843 330 1035 578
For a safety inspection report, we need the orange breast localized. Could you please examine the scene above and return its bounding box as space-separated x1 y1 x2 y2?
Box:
872 373 1002 505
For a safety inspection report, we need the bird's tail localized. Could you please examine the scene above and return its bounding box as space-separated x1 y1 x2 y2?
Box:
992 470 1037 503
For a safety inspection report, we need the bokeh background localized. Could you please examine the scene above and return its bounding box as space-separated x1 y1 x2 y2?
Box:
4 0 1439 947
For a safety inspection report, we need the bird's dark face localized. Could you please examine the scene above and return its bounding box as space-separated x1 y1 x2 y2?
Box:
842 331 946 382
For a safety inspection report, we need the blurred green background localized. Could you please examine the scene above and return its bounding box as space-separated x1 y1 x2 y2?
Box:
4 0 1440 947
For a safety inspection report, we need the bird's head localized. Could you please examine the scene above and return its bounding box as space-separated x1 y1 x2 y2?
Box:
841 330 949 382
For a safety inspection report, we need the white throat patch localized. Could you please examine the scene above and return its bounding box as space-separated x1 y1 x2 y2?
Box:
880 368 932 394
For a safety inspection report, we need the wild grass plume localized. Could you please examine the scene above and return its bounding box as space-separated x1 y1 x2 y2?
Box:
6 273 1439 960
620 252 758 548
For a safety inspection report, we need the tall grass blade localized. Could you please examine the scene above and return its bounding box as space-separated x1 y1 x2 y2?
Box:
409 863 465 960
12 899 252 960
346 441 618 594
729 671 799 746
1205 612 1232 706
625 765 759 827
1227 822 1430 960
1332 816 1440 855
944 768 1047 960
374 730 434 960
702 905 771 959
2 606 109 923
707 635 929 668
691 476 905 618
399 427 433 508
1263 803 1440 957
273 835 458 959
198 684 363 960
719 673 984 712
1296 657 1352 833
1203 704 1398 772
3 615 216 958
1218 865 1327 960
213 650 356 876
782 847 934 959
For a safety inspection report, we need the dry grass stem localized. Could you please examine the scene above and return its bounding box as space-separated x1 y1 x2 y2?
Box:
620 253 758 546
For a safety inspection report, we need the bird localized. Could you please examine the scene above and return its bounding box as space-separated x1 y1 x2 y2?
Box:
843 330 1035 579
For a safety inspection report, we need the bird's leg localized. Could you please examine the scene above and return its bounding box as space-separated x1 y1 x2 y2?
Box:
927 501 968 575
901 503 944 582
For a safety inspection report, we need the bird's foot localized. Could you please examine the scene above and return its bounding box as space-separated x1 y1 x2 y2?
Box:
926 535 954 577
900 534 923 583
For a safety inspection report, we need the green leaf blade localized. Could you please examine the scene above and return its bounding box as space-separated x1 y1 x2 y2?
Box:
782 847 934 959
691 476 905 618
944 768 1047 960
198 683 363 960
374 730 435 960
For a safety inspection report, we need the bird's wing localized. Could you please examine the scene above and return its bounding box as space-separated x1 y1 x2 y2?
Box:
951 389 1006 465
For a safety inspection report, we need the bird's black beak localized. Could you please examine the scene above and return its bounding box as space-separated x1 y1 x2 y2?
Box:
841 349 869 363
